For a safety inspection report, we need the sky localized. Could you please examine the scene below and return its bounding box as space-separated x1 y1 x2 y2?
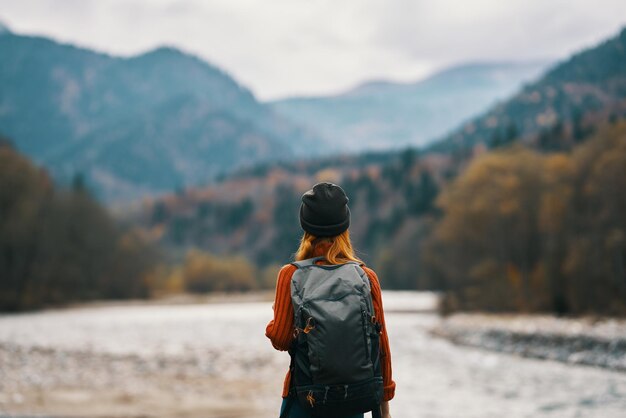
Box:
1 0 625 100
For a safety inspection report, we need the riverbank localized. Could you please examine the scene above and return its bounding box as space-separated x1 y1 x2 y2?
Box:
432 313 626 372
63 290 276 309
0 300 285 418
2 293 626 417
0 342 270 418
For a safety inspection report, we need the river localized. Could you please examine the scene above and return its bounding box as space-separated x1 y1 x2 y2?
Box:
0 291 625 417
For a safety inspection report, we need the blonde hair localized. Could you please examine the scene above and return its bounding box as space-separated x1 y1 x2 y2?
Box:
295 230 363 265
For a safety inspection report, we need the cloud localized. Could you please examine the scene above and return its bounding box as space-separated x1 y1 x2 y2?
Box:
368 0 626 63
0 0 625 99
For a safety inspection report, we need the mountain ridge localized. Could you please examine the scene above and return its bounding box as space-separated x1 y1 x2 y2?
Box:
430 26 626 153
269 60 550 151
0 20 10 35
134 26 626 279
0 31 314 201
349 60 552 97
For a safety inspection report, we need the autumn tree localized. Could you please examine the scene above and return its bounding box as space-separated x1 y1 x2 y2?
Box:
431 146 546 311
183 250 257 293
0 142 157 311
428 122 626 315
563 122 626 313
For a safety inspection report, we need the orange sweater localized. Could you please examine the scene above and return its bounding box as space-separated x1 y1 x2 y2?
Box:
265 263 396 401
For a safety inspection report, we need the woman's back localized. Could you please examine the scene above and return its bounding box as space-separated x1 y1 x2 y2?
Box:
265 182 395 418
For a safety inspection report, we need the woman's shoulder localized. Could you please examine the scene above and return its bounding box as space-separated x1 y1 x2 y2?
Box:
272 264 298 293
280 263 298 272
277 263 298 280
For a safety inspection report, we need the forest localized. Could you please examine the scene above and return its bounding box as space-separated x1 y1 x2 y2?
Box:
3 116 625 315
3 24 625 315
428 121 626 315
129 117 626 318
0 138 157 310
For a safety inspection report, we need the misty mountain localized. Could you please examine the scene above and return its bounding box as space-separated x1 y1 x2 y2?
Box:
431 27 626 153
136 27 626 284
0 31 315 201
269 61 549 151
0 20 9 35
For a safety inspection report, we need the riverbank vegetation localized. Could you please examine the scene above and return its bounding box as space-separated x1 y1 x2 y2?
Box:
2 119 624 316
134 120 626 317
0 140 157 311
151 250 279 295
428 122 626 315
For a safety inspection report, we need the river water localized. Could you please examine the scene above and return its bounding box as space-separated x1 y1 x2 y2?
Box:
0 291 625 418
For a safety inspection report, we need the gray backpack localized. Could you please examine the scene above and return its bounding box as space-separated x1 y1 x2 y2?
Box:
280 256 383 418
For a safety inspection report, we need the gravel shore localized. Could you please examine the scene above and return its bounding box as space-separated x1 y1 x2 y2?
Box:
0 341 279 418
0 299 285 418
433 313 626 371
2 294 626 418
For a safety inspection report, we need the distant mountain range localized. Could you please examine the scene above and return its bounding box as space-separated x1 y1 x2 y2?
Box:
5 21 623 205
432 27 626 153
0 22 558 202
0 27 315 201
269 61 549 151
0 20 9 35
134 26 626 279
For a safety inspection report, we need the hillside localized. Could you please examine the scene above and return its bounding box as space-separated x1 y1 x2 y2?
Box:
131 27 626 299
270 61 549 151
0 20 9 35
432 27 626 153
0 32 315 201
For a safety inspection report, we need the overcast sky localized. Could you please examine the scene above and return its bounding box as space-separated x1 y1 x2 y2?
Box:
1 0 625 100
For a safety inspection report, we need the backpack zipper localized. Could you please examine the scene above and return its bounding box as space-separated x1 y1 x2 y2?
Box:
361 309 371 367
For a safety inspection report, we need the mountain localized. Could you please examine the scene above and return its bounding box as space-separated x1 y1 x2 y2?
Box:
0 32 315 201
269 61 549 152
131 27 626 293
431 27 626 153
0 20 10 35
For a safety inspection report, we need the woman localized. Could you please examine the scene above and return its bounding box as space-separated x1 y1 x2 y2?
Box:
266 182 395 418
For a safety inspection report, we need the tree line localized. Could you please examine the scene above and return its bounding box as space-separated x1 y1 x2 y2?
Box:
10 117 620 317
425 121 626 315
139 118 625 317
0 139 157 311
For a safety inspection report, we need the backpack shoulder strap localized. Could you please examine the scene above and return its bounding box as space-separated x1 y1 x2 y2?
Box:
291 257 364 269
290 256 325 269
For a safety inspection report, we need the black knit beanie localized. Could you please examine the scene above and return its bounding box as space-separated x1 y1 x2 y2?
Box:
299 182 350 237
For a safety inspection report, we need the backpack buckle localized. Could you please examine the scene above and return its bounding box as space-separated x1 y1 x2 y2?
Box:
293 317 316 337
303 317 316 334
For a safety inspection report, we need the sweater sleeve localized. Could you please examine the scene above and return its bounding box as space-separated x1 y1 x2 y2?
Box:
363 266 396 401
265 264 297 351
